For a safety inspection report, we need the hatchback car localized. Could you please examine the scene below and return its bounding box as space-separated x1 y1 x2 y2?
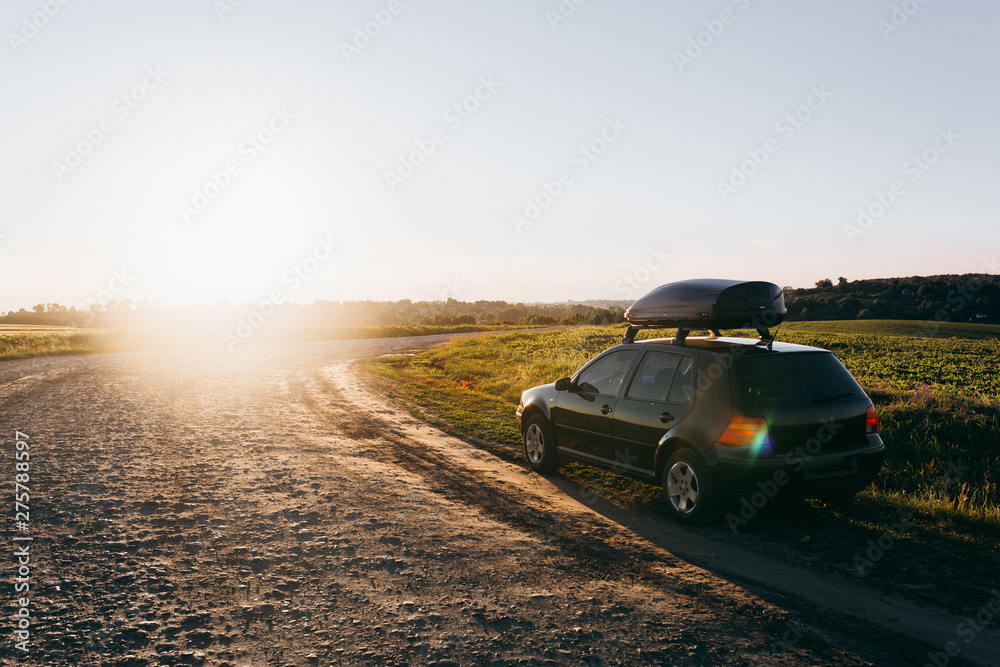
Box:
515 280 885 524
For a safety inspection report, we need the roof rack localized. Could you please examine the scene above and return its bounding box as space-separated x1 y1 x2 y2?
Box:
621 279 786 346
621 324 775 345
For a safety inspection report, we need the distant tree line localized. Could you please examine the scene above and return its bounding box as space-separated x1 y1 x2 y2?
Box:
4 274 996 330
0 298 630 329
785 274 999 323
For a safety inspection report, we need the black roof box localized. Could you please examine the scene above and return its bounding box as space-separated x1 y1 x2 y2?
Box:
623 279 786 343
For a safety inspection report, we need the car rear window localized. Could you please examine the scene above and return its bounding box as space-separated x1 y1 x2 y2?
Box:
733 352 865 407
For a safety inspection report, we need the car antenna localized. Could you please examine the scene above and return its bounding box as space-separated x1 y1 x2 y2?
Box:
766 319 784 350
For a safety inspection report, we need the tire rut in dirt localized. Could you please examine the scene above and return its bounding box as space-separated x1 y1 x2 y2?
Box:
299 374 757 599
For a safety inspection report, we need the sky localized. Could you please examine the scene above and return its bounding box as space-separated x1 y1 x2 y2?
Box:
1 0 998 311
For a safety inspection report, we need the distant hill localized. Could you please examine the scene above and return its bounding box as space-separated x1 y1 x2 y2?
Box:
553 299 633 309
783 274 999 324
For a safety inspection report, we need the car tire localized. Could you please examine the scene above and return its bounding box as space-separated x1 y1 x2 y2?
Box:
523 414 559 473
662 448 720 525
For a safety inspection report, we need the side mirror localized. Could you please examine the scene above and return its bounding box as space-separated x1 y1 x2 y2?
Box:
554 378 573 391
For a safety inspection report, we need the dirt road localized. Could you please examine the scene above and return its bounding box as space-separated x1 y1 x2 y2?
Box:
0 337 992 666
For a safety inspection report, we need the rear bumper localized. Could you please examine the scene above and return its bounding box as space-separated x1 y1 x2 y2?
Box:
712 435 885 498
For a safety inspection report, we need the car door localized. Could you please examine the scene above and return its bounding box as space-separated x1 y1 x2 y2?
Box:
552 348 638 463
611 348 697 476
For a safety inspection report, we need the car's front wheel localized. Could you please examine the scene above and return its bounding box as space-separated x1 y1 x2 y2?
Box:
523 414 559 473
663 448 719 525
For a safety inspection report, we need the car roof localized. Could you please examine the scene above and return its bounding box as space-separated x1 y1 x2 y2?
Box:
636 336 828 355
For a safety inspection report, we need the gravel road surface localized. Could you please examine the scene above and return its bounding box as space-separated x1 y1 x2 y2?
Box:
0 336 988 666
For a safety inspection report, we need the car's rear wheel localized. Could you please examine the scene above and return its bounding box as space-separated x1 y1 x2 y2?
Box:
663 448 719 525
523 414 558 473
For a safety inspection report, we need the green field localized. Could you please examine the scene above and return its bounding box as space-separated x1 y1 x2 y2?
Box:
780 319 1000 340
366 320 1000 531
0 330 109 361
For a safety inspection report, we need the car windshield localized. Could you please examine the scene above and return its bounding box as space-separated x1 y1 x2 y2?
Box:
733 352 865 407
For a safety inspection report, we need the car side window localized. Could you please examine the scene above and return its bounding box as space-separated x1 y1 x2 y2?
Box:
625 351 682 402
576 350 638 396
666 354 695 403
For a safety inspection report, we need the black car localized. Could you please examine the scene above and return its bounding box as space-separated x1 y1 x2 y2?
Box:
515 280 885 524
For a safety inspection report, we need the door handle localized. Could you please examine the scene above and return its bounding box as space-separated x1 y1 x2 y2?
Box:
601 404 613 415
660 411 675 424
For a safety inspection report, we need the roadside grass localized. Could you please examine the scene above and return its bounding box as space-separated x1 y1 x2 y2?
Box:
364 321 1000 609
866 385 999 522
0 331 109 361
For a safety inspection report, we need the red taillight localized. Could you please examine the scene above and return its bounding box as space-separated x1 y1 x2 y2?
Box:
717 416 769 447
866 405 879 433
